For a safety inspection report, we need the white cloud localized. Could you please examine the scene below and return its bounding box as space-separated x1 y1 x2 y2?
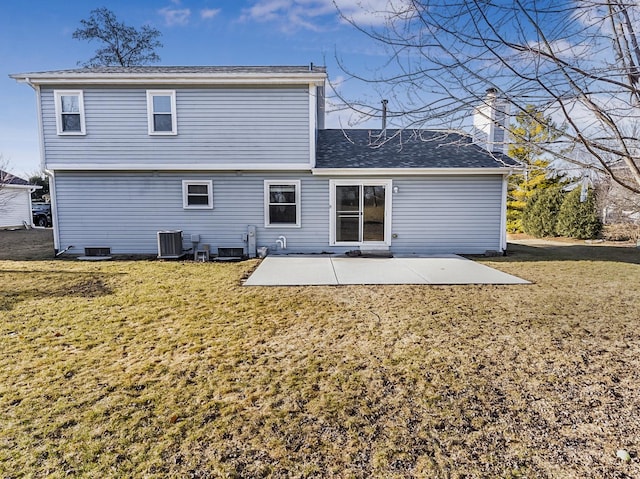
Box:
158 7 192 26
200 8 221 20
526 39 591 60
331 75 346 88
240 0 411 31
335 0 412 26
242 0 292 22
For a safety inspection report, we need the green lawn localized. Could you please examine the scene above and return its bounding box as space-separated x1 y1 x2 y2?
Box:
1 240 639 478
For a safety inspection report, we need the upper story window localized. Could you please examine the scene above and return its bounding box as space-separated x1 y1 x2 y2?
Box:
264 180 301 227
182 180 213 209
147 90 177 135
54 90 85 135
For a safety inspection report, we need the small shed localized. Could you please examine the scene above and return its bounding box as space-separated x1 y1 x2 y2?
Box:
0 170 39 229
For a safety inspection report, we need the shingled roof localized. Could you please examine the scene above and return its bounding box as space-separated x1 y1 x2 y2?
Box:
0 170 29 186
11 65 327 76
315 129 518 169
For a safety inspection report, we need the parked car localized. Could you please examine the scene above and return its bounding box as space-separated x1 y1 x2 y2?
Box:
32 203 52 227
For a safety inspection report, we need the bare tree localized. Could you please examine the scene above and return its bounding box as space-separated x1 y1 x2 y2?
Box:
73 7 162 67
335 0 640 194
0 155 18 209
595 173 640 223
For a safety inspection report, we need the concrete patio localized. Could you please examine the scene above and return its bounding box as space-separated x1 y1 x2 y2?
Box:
244 255 530 286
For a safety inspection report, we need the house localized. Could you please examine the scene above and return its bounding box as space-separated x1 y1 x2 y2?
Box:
10 66 519 257
0 170 39 229
595 165 640 225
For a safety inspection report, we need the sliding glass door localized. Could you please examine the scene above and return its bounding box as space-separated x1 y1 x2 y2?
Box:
332 180 391 246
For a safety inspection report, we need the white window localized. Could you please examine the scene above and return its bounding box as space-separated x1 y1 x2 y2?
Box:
147 90 177 135
54 90 86 135
182 180 213 209
264 180 301 227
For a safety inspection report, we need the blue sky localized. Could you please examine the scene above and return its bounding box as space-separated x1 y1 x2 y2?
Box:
1 0 395 177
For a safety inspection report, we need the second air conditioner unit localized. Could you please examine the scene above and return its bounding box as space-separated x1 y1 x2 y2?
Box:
157 230 183 259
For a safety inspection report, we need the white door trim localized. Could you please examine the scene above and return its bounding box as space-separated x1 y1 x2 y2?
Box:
329 179 393 247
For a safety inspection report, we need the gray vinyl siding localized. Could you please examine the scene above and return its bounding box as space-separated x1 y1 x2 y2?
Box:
40 86 310 167
53 172 503 255
390 176 503 254
54 171 330 255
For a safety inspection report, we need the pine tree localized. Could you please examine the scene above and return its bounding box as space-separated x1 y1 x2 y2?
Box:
556 186 602 239
522 185 565 237
507 106 561 233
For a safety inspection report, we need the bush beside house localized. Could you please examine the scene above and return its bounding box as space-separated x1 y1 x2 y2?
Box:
556 187 602 239
522 184 602 239
522 185 564 237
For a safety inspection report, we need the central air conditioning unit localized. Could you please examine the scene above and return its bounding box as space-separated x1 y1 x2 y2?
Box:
157 230 183 259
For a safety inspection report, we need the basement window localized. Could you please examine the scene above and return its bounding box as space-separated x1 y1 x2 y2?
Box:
182 180 213 209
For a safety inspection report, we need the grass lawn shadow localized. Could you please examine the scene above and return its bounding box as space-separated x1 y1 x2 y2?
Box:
501 242 640 265
0 268 118 311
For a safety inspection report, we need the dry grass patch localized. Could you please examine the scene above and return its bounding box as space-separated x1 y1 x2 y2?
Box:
1 244 640 478
0 228 54 261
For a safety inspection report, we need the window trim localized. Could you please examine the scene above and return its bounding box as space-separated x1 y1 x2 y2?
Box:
147 90 177 135
182 180 213 209
54 90 86 135
264 180 301 228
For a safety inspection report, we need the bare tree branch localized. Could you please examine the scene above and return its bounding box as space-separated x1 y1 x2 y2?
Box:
334 0 640 194
73 8 162 67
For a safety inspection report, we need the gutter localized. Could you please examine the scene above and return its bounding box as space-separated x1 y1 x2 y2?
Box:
11 72 327 86
311 167 522 176
22 75 56 248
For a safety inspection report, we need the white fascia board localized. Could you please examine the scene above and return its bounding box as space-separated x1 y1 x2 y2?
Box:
312 167 520 176
46 163 314 171
11 73 327 86
34 84 46 171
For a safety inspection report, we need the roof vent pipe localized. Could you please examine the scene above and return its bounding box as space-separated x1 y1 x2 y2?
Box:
381 99 388 131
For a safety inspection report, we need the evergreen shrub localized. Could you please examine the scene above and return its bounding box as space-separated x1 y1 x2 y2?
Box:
522 185 564 237
555 187 602 239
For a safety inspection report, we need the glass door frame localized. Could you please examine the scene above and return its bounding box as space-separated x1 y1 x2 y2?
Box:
329 179 393 247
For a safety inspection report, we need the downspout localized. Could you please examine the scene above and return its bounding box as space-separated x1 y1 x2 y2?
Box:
309 83 317 168
23 78 46 172
46 169 60 253
500 173 509 253
25 77 60 251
